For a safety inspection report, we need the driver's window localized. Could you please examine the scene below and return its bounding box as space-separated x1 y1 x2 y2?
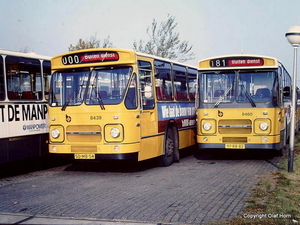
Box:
138 60 154 109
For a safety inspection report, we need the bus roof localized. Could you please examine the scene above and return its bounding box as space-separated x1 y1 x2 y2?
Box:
51 48 196 69
0 49 51 60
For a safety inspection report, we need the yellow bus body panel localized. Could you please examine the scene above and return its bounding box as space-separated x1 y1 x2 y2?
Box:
49 104 141 154
197 107 284 146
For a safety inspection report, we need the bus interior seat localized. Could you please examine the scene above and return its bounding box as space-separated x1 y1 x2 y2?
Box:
112 90 120 99
175 92 187 100
156 87 172 100
214 90 224 97
156 87 165 100
255 88 270 98
99 91 108 99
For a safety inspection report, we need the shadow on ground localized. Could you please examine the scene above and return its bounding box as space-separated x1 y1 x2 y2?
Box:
65 146 197 173
0 155 72 178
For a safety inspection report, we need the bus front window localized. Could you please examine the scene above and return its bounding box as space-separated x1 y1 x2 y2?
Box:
237 71 275 103
50 68 89 108
86 66 132 105
200 72 235 104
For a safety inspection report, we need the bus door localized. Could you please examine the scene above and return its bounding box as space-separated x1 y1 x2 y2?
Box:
138 60 159 160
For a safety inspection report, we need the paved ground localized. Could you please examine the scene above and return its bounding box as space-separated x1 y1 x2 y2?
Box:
0 149 282 225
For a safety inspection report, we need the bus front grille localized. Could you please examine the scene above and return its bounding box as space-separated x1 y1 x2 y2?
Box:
71 146 97 153
218 119 252 134
66 125 101 142
222 137 247 143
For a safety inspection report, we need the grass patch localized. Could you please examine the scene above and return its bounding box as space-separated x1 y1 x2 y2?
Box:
214 135 300 225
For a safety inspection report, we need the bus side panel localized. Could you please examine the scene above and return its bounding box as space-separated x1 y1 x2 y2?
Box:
178 129 196 149
139 135 163 161
0 134 48 164
0 139 9 164
139 105 161 161
8 134 48 162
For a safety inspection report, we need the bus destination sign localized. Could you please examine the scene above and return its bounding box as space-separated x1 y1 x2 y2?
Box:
62 51 119 65
210 57 264 68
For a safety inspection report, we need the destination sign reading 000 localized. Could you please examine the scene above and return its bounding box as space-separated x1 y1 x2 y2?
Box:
62 51 119 65
210 57 264 68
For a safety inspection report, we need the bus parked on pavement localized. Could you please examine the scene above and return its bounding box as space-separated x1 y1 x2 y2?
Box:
0 49 51 163
197 54 293 154
48 48 197 166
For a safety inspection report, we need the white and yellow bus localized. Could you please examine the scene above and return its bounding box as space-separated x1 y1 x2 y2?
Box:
0 49 51 163
49 48 197 166
197 54 293 153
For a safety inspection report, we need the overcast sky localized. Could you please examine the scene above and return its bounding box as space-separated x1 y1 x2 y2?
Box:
1 0 300 83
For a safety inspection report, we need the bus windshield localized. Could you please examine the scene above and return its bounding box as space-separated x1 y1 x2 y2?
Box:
49 66 133 108
237 71 275 103
86 66 132 105
200 72 235 104
50 68 90 108
200 71 276 105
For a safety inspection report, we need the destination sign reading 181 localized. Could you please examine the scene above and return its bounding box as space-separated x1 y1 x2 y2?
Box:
62 51 119 65
210 57 264 68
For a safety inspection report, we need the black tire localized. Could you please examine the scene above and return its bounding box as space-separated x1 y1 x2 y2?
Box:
172 126 180 162
158 128 175 167
275 148 284 157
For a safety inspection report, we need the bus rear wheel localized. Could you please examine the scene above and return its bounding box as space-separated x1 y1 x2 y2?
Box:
158 128 175 167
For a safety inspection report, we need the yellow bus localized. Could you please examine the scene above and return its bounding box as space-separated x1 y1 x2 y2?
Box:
197 54 293 153
49 48 197 166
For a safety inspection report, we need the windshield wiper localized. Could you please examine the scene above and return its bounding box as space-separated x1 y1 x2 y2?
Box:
92 85 105 110
61 85 84 111
241 85 256 107
61 101 69 111
214 86 232 108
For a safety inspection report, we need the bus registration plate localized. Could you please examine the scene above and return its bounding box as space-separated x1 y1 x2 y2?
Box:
225 144 245 149
74 154 96 159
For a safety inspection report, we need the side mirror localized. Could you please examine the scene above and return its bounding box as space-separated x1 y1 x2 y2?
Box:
283 86 291 97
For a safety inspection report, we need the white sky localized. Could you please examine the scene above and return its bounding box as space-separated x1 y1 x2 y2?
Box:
1 0 300 83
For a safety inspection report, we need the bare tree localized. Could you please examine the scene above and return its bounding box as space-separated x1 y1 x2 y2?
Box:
68 34 113 51
133 14 195 62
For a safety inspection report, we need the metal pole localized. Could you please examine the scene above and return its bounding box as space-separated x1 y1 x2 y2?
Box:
288 46 298 172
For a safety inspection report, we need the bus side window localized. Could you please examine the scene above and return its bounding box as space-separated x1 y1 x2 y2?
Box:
154 60 173 100
6 56 42 100
0 56 4 100
43 60 51 100
187 68 197 100
173 64 188 100
138 60 154 109
125 74 137 109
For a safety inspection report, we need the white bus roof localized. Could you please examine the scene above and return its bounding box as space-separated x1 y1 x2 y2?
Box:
0 49 51 60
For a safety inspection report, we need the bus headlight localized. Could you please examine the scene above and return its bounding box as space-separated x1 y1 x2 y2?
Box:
110 127 120 138
203 122 212 131
51 128 60 139
259 122 269 131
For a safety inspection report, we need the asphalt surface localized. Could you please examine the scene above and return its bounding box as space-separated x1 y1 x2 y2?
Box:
0 149 282 224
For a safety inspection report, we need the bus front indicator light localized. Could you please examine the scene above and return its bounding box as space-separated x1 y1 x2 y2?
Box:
203 122 212 131
259 122 268 131
110 128 120 138
51 129 60 139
